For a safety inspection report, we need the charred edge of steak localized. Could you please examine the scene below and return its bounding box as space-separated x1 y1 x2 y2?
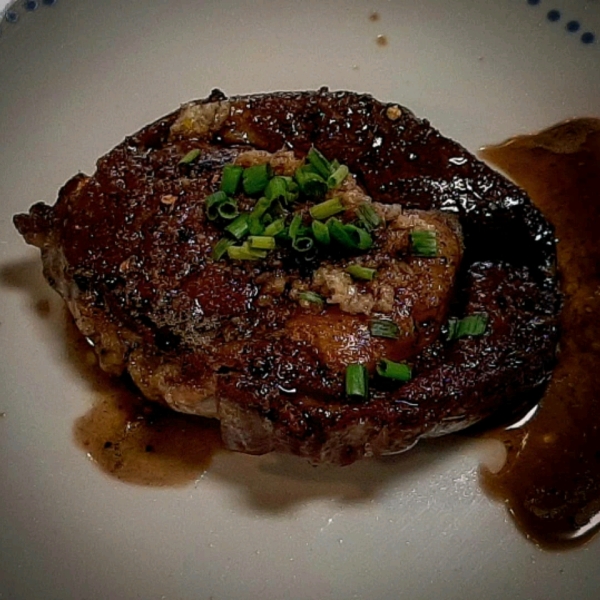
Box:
13 88 562 465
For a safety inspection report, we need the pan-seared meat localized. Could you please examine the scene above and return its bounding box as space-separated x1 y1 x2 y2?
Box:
14 89 560 464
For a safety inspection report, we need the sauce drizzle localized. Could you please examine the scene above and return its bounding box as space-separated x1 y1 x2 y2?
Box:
480 118 600 549
68 318 223 487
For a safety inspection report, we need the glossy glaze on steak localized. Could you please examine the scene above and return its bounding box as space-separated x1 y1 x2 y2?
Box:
14 89 561 464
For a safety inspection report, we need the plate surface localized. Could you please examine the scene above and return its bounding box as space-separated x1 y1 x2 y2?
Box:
0 1 599 599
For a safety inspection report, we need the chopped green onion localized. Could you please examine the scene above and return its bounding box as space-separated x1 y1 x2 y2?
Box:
309 197 345 220
369 319 400 339
227 242 268 261
211 237 235 260
330 159 340 171
225 214 250 239
248 235 276 251
292 236 314 253
327 218 356 249
294 166 328 197
227 245 262 261
288 213 303 239
311 219 330 245
327 164 349 189
307 146 332 179
410 229 438 257
220 165 243 195
346 264 376 281
205 191 229 221
264 218 286 237
376 359 412 382
179 149 201 165
265 176 291 203
216 199 239 220
247 197 272 235
250 196 272 219
357 203 381 231
327 218 373 251
344 224 373 250
248 213 265 236
298 291 324 307
446 313 489 341
205 190 228 208
242 163 272 196
345 363 369 400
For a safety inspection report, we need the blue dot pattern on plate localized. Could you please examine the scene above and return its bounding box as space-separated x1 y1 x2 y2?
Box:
527 1 596 45
0 0 596 47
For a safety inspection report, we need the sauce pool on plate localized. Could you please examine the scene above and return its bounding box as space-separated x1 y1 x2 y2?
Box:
480 118 600 549
68 319 223 487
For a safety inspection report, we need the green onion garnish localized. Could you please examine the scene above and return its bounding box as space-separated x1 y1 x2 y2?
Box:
264 218 286 237
216 199 239 220
248 213 265 236
345 363 369 400
410 229 438 257
357 203 381 231
327 218 356 249
309 197 345 221
446 313 489 341
205 190 228 208
288 213 303 239
205 191 229 221
292 236 314 253
227 242 268 261
179 149 201 165
298 291 324 307
346 264 376 281
248 235 276 251
211 237 235 260
247 197 273 235
220 164 243 195
250 196 272 219
307 146 332 179
265 176 291 204
242 163 272 196
225 214 250 239
227 245 261 261
294 166 328 197
369 319 400 339
327 219 373 251
344 224 373 250
327 164 349 189
311 219 330 245
376 359 412 382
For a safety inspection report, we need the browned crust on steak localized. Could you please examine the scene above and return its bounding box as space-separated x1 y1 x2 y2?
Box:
14 89 561 464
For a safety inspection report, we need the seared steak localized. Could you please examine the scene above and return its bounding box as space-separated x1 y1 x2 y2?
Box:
14 89 561 464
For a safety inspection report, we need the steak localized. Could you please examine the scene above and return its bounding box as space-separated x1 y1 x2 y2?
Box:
14 89 561 464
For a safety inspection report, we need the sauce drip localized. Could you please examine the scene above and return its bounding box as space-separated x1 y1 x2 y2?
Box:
480 118 600 549
67 317 222 487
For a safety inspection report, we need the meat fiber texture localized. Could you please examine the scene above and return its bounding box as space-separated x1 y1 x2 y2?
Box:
14 89 561 465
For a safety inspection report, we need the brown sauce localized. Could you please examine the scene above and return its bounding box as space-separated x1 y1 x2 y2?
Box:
480 118 600 549
67 317 222 487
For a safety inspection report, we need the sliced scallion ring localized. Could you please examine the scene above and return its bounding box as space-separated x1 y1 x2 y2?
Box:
345 363 369 400
376 359 412 382
346 264 376 281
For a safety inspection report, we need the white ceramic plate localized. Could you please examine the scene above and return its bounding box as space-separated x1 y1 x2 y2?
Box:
1 1 599 599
